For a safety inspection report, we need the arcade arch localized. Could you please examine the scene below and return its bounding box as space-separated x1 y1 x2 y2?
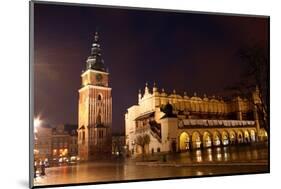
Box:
212 131 221 146
221 131 229 146
237 130 244 143
244 130 250 143
250 130 256 142
192 131 201 149
203 132 212 148
179 132 190 151
229 130 236 144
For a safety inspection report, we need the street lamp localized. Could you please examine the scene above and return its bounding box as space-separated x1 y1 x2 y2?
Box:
34 117 42 128
33 117 42 166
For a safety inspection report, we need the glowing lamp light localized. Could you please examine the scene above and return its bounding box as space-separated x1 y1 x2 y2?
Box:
34 117 42 128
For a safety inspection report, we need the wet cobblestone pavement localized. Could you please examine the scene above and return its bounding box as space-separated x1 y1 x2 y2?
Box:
34 144 268 187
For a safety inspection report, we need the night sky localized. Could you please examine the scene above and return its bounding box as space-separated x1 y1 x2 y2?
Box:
34 3 268 134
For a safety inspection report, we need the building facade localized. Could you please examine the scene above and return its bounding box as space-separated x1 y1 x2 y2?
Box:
125 83 268 156
35 125 53 164
51 124 78 165
78 32 112 161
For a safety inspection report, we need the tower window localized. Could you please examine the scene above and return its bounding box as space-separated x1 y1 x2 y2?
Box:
98 94 102 101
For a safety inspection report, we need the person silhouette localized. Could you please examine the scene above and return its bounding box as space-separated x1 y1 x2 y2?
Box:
40 161 46 176
34 161 37 179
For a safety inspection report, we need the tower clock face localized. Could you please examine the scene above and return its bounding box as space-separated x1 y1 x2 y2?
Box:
96 73 103 82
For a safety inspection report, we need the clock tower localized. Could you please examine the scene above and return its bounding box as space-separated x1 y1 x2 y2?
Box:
78 32 112 161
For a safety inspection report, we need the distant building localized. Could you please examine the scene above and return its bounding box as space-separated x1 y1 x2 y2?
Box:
78 32 112 161
51 124 78 164
64 125 79 158
35 125 53 163
125 83 268 156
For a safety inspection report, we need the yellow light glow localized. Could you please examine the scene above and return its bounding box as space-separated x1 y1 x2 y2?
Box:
34 117 42 128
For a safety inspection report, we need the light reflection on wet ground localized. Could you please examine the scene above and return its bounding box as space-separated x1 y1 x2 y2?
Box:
34 143 268 186
168 144 268 164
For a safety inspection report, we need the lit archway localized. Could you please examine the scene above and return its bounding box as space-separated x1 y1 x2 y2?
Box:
250 130 256 142
179 132 190 151
244 130 250 143
229 130 236 144
258 129 268 141
221 131 229 146
212 131 221 146
192 132 201 149
237 130 244 143
203 132 212 148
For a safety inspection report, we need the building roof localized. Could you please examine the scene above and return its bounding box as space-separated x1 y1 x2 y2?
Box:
135 112 155 121
53 124 78 136
64 124 78 136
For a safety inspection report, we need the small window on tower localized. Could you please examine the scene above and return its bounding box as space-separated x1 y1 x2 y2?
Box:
98 94 102 101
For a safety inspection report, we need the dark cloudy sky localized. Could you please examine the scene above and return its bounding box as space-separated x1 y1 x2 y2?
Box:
33 2 268 134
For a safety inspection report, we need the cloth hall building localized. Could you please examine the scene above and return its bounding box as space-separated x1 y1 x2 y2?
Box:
125 83 268 156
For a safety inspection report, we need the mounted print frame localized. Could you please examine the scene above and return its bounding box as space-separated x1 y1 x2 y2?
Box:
29 0 269 188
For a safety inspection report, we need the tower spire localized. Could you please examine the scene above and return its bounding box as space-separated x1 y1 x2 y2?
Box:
153 82 158 92
144 82 150 95
86 30 107 72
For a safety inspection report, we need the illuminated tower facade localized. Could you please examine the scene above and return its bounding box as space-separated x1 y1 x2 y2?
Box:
78 32 112 161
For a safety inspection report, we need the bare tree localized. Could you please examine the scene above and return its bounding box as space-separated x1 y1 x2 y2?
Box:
225 43 269 131
136 134 150 159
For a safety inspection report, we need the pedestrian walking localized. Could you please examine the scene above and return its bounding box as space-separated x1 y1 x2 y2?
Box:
40 161 46 176
34 161 37 179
